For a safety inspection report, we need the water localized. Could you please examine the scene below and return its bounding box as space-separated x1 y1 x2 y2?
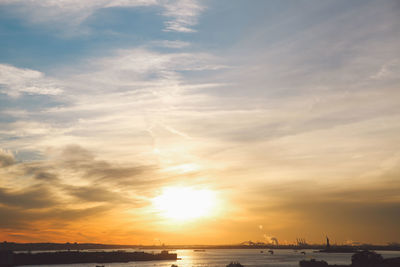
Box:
20 248 400 267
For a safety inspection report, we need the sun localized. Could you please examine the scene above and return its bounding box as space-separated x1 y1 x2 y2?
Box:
153 187 217 221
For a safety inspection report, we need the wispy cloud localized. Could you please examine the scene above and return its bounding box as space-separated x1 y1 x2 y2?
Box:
0 64 62 97
1 0 400 244
0 0 204 32
0 143 204 242
151 40 191 48
161 0 204 32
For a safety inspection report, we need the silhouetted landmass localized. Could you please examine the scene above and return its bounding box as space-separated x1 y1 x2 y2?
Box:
0 250 177 266
299 250 400 267
300 259 345 267
226 262 244 267
1 241 399 252
0 241 138 251
317 237 358 253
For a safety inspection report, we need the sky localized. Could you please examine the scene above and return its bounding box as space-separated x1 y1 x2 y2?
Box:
0 0 399 245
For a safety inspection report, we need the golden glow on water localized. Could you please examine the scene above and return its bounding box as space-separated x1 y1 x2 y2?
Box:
153 187 216 221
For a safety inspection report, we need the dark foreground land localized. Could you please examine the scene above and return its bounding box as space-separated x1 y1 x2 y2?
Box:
300 250 400 267
0 250 177 266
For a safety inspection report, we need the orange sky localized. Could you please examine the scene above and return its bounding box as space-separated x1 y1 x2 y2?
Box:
0 0 400 245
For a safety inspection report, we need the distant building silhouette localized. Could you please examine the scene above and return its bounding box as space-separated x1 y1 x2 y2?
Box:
326 236 330 249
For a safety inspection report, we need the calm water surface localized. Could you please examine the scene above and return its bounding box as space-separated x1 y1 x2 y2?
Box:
21 249 400 267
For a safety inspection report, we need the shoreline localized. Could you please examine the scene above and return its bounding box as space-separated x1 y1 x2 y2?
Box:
0 250 177 266
2 242 400 252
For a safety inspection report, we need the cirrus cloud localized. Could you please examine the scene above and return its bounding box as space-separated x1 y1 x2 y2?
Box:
0 0 204 33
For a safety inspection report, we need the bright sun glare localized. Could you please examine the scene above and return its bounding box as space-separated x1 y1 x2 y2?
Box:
153 187 216 221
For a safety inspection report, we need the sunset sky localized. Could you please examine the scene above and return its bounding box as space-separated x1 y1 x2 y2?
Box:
0 0 399 245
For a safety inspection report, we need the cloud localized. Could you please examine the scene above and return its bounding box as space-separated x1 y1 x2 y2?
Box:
0 144 159 239
0 186 59 209
24 166 59 181
0 0 156 26
65 185 125 203
0 204 110 229
57 145 157 189
0 0 204 33
151 40 191 48
0 46 225 174
0 64 63 97
60 144 96 165
0 0 399 244
0 149 15 167
370 60 400 80
161 0 204 32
